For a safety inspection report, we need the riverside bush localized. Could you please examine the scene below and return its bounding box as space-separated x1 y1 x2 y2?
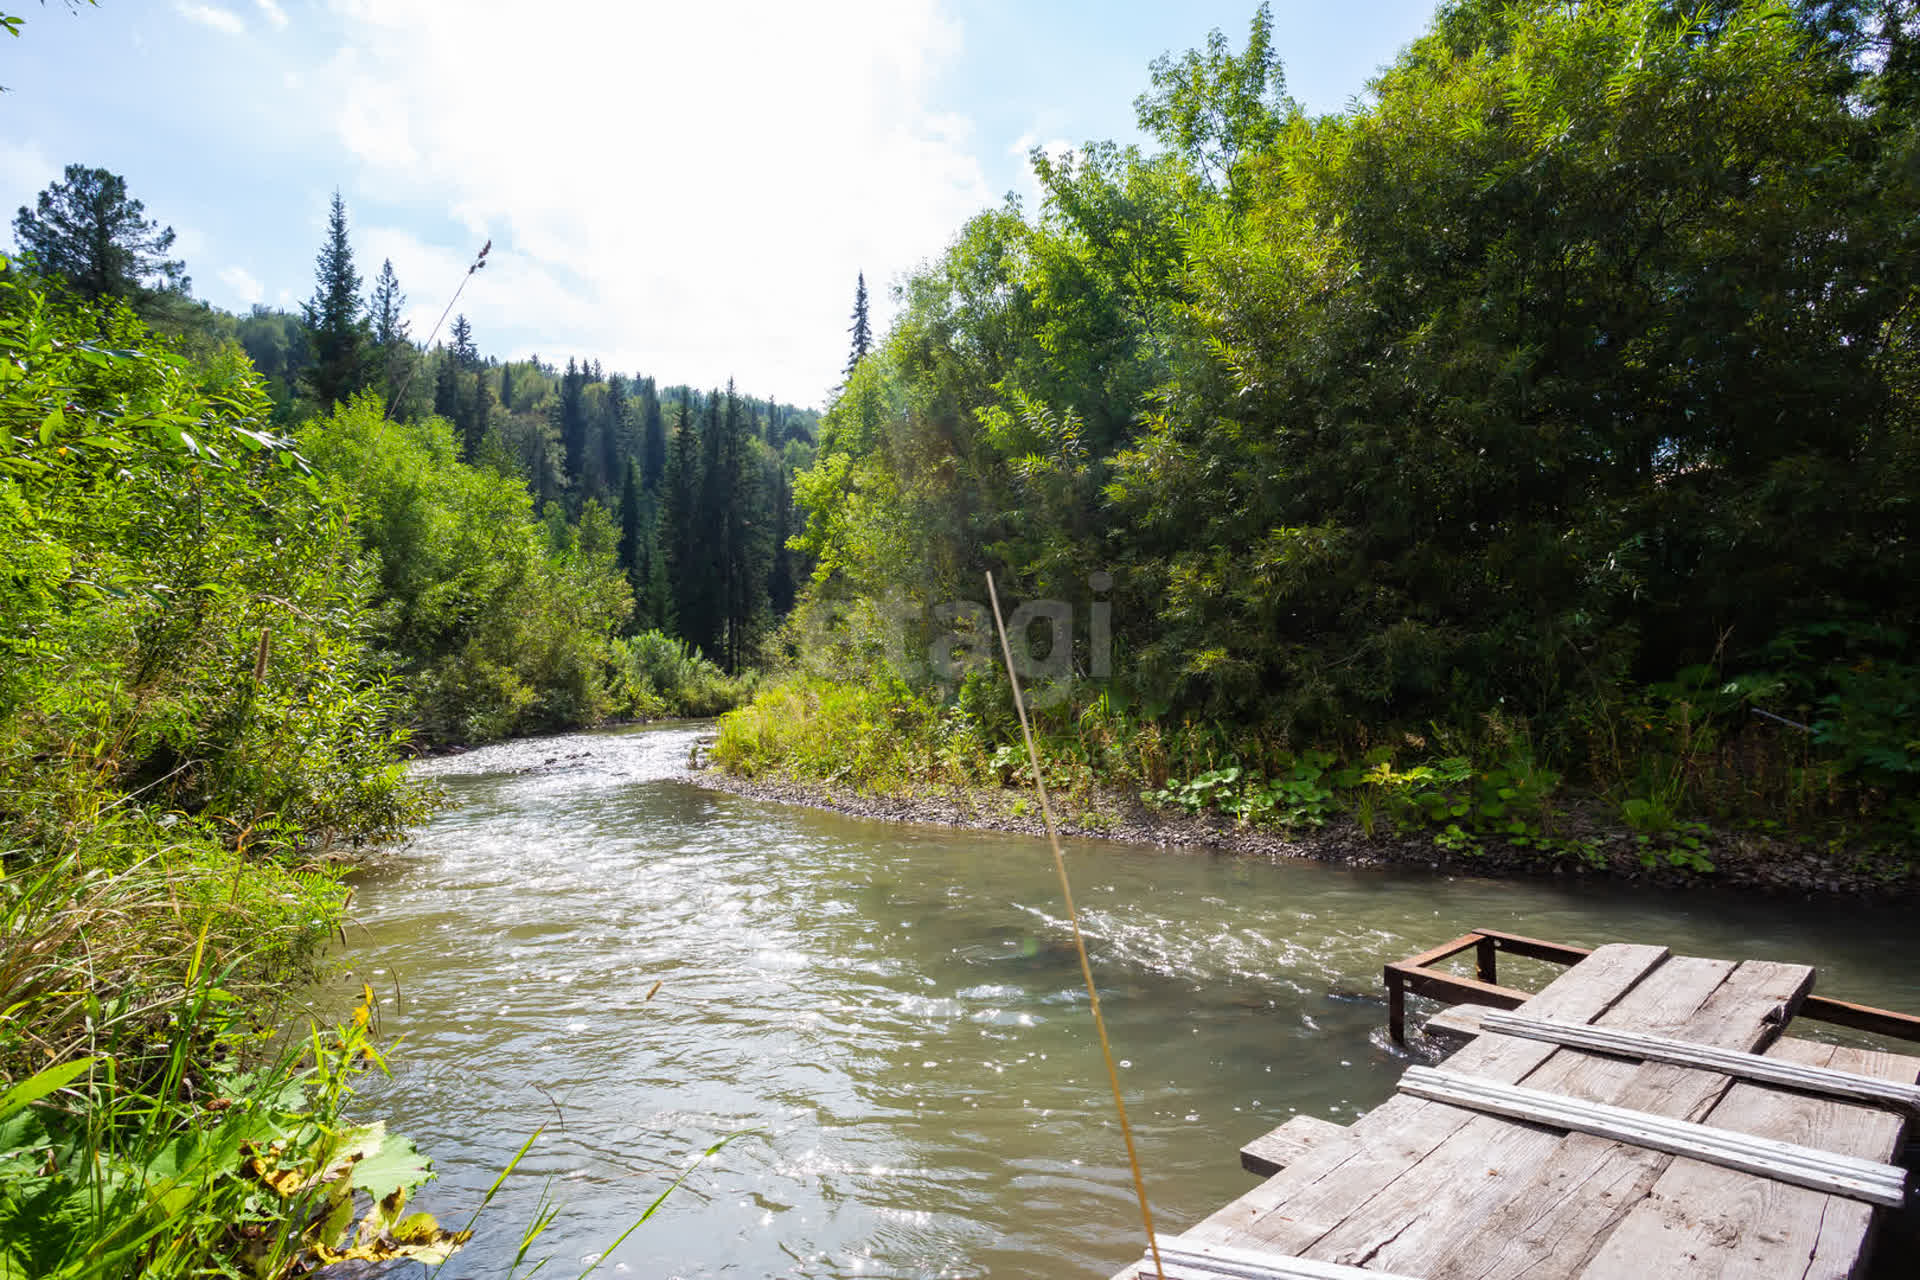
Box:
0 266 450 1275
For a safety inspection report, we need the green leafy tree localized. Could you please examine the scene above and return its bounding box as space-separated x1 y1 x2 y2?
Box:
11 164 189 303
301 190 370 411
1134 1 1288 197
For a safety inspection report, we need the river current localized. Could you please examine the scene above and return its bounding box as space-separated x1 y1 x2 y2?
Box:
333 723 1919 1278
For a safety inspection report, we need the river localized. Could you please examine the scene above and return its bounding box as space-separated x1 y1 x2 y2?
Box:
333 723 1919 1278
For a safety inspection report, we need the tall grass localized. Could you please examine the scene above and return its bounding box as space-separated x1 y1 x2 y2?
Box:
0 837 470 1278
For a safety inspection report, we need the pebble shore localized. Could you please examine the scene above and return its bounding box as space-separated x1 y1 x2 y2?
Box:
691 766 1914 899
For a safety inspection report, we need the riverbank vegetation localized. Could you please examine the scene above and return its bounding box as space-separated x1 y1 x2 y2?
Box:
717 0 1920 888
1 31 783 1260
0 259 470 1272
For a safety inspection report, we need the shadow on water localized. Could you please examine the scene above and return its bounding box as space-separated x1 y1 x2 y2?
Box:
330 723 1920 1279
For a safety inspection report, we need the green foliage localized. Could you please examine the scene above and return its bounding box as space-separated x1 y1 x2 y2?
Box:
609 631 749 720
0 266 450 1277
0 266 428 855
781 0 1920 847
0 957 461 1279
299 191 370 412
10 164 189 306
299 396 638 743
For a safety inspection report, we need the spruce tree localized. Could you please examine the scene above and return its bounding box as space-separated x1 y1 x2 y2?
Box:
467 365 490 461
640 379 667 491
600 373 629 507
845 271 872 377
433 350 460 421
559 357 587 497
662 390 712 655
301 190 371 411
706 379 769 671
618 458 644 579
368 257 411 414
767 459 796 616
450 313 478 367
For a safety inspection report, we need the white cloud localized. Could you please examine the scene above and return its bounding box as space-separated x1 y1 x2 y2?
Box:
175 3 245 35
316 0 992 405
254 0 289 28
218 265 265 305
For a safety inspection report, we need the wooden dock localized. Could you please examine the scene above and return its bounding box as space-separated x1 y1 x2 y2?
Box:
1113 934 1919 1279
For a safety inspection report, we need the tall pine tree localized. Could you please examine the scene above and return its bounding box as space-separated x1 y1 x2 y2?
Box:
559 357 588 501
640 378 667 491
368 257 412 415
301 190 371 411
844 271 872 378
299 192 370 410
663 389 714 655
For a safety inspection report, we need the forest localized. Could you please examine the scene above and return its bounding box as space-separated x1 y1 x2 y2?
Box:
718 0 1920 876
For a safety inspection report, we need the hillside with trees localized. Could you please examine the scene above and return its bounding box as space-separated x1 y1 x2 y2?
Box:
719 0 1920 879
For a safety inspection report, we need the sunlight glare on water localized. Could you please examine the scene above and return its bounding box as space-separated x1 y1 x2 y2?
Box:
332 724 1920 1279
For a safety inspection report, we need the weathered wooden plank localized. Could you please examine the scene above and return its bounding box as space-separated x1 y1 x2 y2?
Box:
1122 1237 1428 1280
1409 958 1820 1279
1184 944 1671 1251
1297 954 1757 1272
1478 1010 1920 1114
1240 1115 1351 1178
1576 1037 1920 1279
1423 1002 1494 1047
1396 1067 1908 1206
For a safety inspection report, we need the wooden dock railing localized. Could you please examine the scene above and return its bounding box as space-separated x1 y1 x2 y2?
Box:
1385 927 1920 1045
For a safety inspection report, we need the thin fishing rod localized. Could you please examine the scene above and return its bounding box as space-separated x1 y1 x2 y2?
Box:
384 238 491 420
985 570 1164 1280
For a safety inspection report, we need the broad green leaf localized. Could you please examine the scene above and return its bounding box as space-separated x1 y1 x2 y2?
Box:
0 1057 98 1122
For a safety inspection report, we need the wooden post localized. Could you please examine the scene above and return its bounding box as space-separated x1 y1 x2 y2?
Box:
1475 934 1498 984
1387 967 1407 1044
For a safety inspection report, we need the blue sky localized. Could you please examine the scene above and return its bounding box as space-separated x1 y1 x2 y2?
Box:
3 1 1438 407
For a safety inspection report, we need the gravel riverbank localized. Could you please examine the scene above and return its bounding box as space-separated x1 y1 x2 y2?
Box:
691 764 1915 899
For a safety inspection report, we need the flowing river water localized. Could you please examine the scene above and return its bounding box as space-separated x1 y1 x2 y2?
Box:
332 724 1919 1279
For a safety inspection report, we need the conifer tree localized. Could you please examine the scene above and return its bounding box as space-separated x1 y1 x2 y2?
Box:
701 379 769 671
433 350 460 421
663 390 714 656
12 164 188 304
467 364 490 461
449 313 478 367
845 270 872 377
559 357 587 497
368 257 411 414
301 190 371 411
618 458 644 580
600 373 629 507
640 380 667 491
767 459 796 616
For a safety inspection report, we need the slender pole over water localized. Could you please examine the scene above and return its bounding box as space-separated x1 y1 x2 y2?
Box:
985 571 1164 1280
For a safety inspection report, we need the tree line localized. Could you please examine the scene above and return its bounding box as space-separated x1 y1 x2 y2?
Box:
770 0 1920 843
9 169 821 677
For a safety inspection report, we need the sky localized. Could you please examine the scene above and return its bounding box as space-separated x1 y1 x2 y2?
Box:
2 0 1440 409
